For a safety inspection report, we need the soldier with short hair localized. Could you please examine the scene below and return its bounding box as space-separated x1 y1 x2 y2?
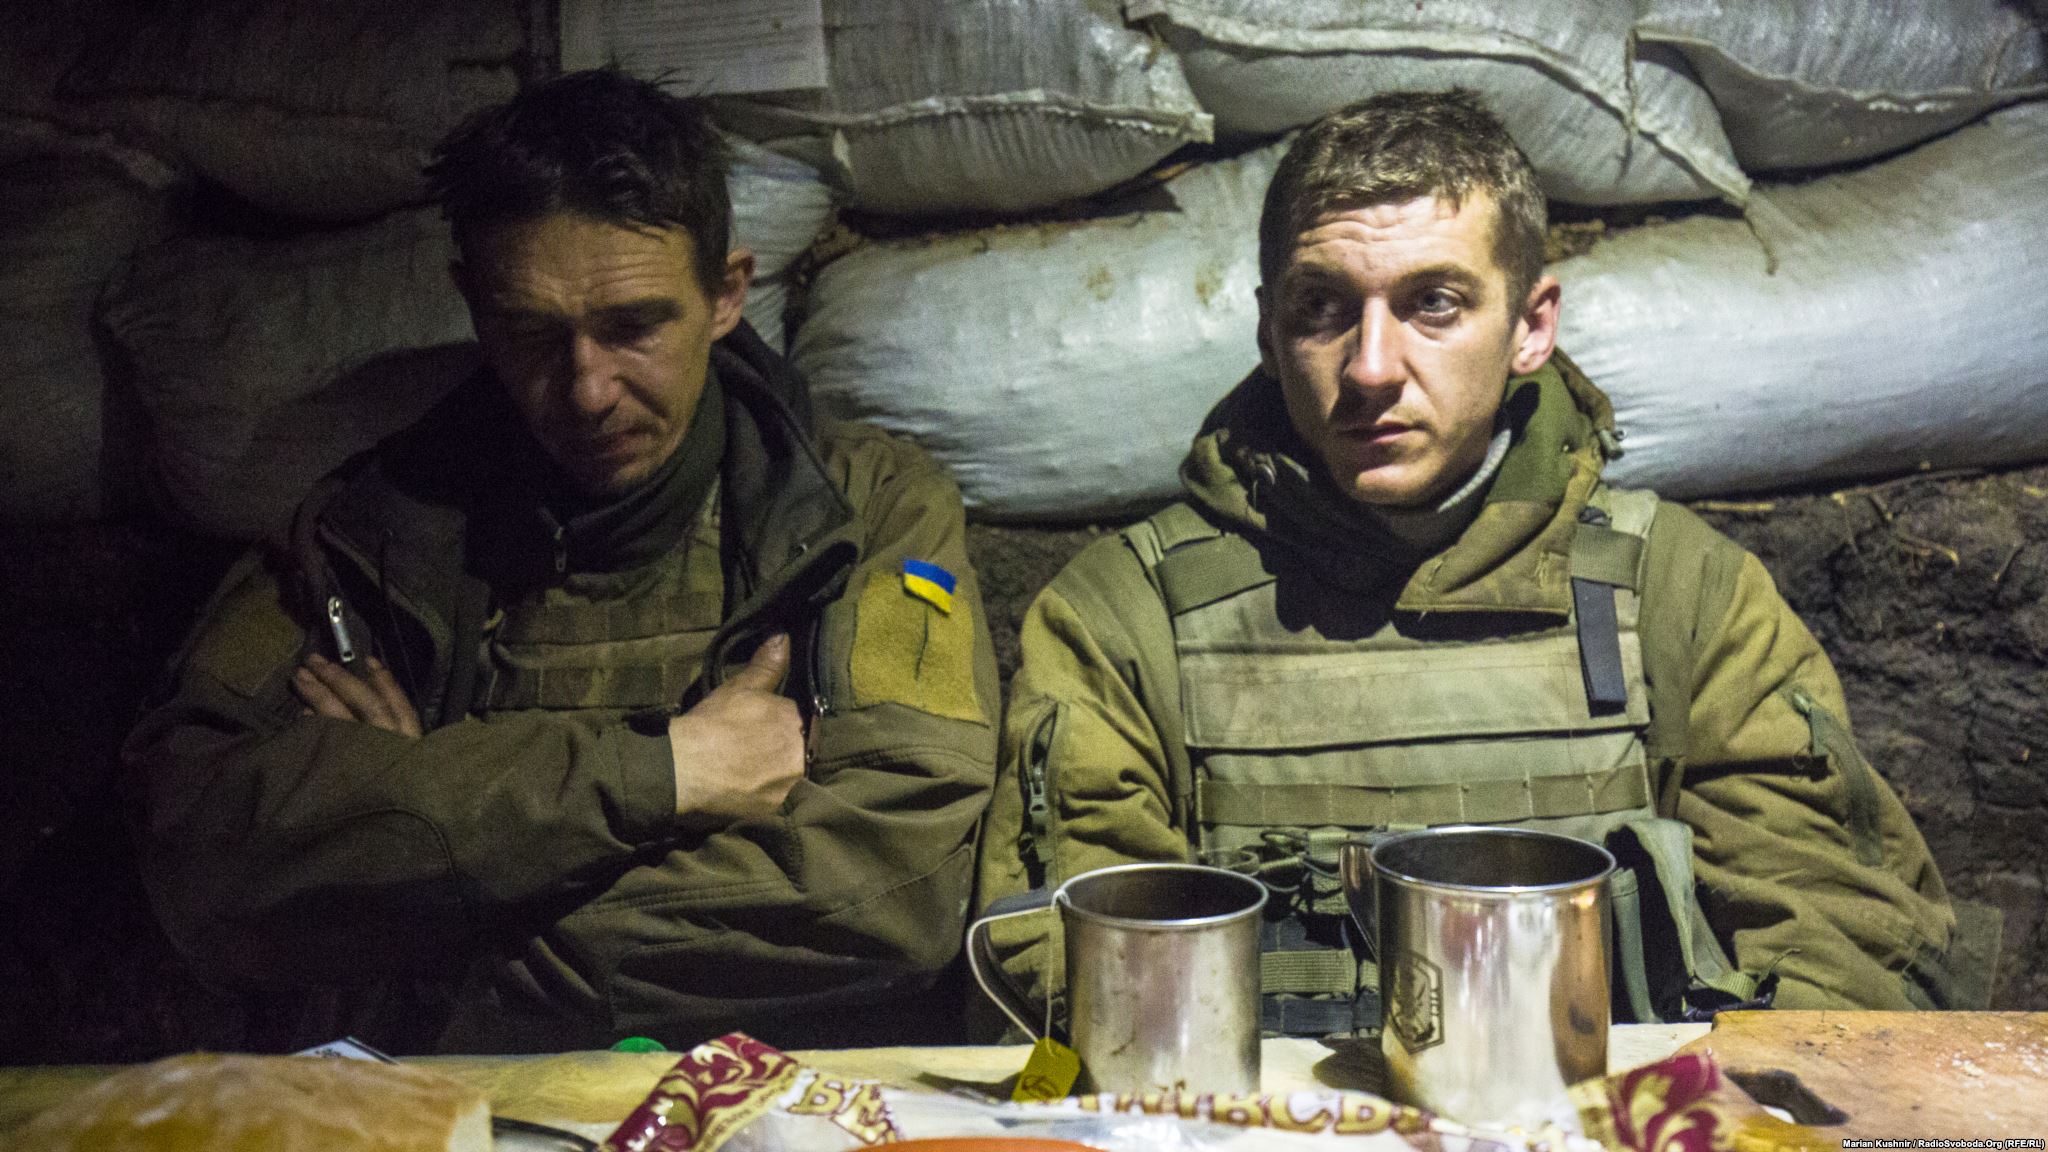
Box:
127 70 998 1053
977 90 1995 1034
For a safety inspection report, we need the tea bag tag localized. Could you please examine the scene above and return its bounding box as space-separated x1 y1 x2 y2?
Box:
1011 1037 1080 1102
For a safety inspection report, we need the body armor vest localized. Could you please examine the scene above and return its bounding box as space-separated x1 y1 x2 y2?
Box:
1121 486 1759 1035
480 483 726 714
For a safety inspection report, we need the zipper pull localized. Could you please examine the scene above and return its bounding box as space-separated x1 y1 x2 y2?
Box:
551 522 568 576
326 595 357 665
803 620 831 768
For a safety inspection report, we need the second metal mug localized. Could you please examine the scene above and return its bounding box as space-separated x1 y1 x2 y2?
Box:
1342 826 1614 1131
966 862 1267 1095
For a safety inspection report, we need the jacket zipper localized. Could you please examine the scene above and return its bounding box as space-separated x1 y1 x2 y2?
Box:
1020 705 1060 884
804 613 831 767
326 595 358 664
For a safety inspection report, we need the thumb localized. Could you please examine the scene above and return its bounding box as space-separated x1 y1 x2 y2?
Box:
726 633 791 693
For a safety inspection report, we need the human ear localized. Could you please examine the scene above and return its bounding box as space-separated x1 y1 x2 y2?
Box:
1509 274 1561 376
710 247 755 340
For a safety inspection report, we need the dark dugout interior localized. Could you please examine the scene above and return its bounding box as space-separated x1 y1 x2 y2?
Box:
3 0 2048 1063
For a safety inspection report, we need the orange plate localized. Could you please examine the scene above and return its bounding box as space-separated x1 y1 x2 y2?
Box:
887 1140 1099 1151
884 1131 1097 1139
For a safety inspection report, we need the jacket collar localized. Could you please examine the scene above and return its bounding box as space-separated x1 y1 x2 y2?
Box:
299 321 857 705
1178 351 1617 618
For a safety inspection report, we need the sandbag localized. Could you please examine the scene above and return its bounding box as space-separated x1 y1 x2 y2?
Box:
794 143 1283 519
714 0 1213 216
1124 0 1747 207
1634 0 2048 172
0 157 173 525
1553 102 2048 500
0 1 521 223
99 148 832 540
103 209 476 540
729 138 835 351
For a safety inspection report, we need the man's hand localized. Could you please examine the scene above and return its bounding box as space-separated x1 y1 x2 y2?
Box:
293 653 424 738
667 633 805 827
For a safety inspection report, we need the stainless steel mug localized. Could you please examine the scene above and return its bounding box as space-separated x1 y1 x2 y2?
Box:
1341 826 1614 1130
967 862 1266 1095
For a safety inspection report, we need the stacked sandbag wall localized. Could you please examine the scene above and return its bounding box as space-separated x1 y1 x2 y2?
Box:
711 0 1214 216
22 0 2042 536
770 2 2047 519
0 3 839 539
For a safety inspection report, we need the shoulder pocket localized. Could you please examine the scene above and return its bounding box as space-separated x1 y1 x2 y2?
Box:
1783 687 1886 869
849 563 986 725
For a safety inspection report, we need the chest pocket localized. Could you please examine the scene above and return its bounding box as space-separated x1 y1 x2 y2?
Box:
481 505 726 713
1143 492 1661 839
1181 609 1655 832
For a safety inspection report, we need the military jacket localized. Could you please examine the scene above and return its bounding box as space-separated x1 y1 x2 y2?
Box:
127 324 999 1053
977 356 1989 1031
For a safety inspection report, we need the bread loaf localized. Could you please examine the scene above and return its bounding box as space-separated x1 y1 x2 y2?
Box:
14 1053 491 1151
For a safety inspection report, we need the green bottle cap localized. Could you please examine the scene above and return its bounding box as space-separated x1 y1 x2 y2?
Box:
611 1036 667 1053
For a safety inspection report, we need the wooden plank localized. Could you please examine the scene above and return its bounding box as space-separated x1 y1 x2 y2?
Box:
1677 1011 2048 1139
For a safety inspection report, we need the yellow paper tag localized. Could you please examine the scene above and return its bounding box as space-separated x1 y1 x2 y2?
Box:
1011 1037 1081 1102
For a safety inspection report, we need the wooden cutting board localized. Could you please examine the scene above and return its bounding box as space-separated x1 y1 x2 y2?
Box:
1677 1011 2048 1138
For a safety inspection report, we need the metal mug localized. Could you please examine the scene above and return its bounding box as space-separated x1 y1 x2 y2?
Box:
967 862 1266 1095
1341 826 1614 1131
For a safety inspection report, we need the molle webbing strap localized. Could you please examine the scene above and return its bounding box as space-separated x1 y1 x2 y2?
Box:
1148 500 1221 551
492 591 725 645
1261 949 1359 996
1569 520 1645 589
1147 504 1275 618
482 659 705 710
1196 762 1652 827
1570 517 1643 716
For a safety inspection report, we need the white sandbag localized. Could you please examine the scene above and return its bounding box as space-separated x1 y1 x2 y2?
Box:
103 210 476 539
729 138 835 351
1553 103 2048 500
1634 0 2048 172
1 1 521 222
714 0 1213 217
0 158 172 524
794 143 1283 519
1125 0 1747 207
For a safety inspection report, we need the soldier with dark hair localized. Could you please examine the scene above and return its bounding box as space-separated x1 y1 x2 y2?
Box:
977 90 1997 1036
127 70 998 1053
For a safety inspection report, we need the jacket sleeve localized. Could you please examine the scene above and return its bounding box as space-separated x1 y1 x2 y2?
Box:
974 535 1190 1024
438 431 1001 1050
1653 508 1959 1010
124 549 684 985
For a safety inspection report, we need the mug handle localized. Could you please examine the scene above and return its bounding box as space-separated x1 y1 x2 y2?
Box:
966 887 1058 1041
1339 838 1378 961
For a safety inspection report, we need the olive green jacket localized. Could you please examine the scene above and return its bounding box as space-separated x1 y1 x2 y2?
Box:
127 325 998 1052
980 357 1981 1017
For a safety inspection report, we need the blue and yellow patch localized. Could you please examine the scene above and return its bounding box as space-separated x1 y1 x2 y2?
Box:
850 558 984 725
900 558 956 614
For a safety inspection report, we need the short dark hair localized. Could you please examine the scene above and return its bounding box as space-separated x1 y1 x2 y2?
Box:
427 69 732 294
1258 89 1547 305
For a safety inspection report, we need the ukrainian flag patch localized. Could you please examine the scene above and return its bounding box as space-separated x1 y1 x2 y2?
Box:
901 558 956 614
